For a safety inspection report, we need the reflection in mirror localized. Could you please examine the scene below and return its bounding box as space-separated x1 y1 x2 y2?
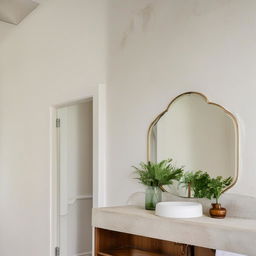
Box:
148 92 239 197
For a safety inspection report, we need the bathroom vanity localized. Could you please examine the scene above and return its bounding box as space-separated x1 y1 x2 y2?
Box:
92 92 253 256
92 205 256 256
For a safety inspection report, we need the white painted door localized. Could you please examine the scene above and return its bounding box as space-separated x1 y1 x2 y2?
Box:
57 101 93 256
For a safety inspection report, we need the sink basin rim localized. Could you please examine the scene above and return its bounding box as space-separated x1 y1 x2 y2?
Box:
155 201 203 219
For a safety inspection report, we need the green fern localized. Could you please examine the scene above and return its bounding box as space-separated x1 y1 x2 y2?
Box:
133 159 183 191
179 171 196 197
206 176 233 204
179 170 211 198
193 171 211 198
179 170 232 202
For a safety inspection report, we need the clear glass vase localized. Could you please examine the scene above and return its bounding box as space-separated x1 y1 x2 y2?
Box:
145 186 162 210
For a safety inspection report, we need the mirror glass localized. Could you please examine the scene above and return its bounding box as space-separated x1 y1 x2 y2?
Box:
148 92 239 197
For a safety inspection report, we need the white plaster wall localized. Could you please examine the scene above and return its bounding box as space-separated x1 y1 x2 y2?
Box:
0 0 106 256
1 0 256 255
106 0 256 205
0 21 12 41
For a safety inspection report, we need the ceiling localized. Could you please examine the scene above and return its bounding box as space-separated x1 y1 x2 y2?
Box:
0 0 39 25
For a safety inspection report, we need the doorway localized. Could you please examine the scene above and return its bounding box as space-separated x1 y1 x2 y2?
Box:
51 84 106 256
56 99 93 256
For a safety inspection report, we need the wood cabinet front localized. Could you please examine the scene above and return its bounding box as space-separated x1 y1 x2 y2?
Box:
95 228 215 256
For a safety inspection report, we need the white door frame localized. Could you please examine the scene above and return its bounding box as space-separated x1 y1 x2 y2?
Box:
50 84 106 256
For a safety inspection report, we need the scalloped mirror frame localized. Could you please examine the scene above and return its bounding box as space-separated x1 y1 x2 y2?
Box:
147 91 239 193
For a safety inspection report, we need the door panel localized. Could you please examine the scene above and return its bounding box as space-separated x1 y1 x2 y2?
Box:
57 101 93 256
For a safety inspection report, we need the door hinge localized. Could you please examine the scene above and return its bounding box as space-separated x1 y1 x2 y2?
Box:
56 118 60 128
55 247 60 256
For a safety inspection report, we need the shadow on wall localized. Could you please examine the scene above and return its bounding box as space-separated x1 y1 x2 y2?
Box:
0 0 39 25
120 2 155 48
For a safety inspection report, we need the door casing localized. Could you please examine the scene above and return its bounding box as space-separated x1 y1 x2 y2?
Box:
50 84 106 256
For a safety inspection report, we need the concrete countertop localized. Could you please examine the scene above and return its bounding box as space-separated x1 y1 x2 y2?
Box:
92 205 256 256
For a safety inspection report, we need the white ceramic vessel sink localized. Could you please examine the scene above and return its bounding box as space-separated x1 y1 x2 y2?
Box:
155 201 203 218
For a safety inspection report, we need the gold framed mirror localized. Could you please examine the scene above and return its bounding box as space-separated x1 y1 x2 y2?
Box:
147 92 239 196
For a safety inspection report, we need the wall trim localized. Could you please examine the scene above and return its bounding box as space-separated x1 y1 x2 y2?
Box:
68 195 93 205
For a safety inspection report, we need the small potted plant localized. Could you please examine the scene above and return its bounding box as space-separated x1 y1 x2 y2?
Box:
206 176 233 218
179 171 210 198
133 159 183 210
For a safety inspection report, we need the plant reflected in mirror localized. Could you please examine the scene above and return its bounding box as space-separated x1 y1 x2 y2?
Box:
179 170 233 200
179 171 211 198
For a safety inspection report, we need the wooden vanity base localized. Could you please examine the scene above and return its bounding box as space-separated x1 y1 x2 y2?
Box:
95 228 215 256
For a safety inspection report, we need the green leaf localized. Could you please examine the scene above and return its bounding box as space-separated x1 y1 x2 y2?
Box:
206 176 233 203
133 159 183 188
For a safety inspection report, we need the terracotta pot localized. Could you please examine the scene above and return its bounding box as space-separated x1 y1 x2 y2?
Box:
209 203 226 219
